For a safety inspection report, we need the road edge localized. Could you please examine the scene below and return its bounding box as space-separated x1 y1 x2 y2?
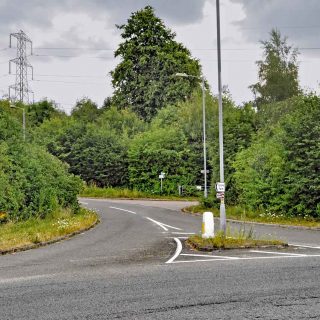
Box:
0 217 100 256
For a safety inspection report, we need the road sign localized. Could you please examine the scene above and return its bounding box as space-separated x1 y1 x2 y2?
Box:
196 185 202 191
215 182 225 192
216 192 225 199
159 174 164 179
201 170 210 174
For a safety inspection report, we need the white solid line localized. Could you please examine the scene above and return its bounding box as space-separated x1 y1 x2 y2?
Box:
109 206 137 214
159 223 182 231
146 217 168 231
289 243 320 249
171 232 195 235
0 274 56 284
146 217 182 231
171 254 320 264
79 201 88 205
250 250 307 256
181 253 239 260
166 238 183 264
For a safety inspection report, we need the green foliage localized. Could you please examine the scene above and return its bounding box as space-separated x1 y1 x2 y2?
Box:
234 95 320 218
0 103 82 221
111 6 201 121
251 29 300 108
27 99 64 127
71 98 100 122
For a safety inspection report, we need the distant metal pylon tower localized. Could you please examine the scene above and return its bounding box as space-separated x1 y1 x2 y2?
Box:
8 30 34 103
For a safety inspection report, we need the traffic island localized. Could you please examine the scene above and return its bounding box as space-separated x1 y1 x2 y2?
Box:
186 233 288 252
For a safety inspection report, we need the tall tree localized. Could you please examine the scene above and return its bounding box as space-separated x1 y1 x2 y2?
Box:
250 29 300 108
111 6 201 121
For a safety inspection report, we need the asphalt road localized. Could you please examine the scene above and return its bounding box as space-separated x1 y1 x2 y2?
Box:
1 198 320 319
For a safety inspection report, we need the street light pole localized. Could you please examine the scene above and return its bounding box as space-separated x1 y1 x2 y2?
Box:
10 103 26 141
175 73 208 198
216 0 226 234
201 77 208 198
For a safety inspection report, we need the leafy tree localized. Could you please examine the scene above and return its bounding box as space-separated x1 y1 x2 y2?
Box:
111 6 201 121
250 29 300 108
71 98 100 122
27 99 64 127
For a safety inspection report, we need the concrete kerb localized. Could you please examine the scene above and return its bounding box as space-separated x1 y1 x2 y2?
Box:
181 207 320 231
0 217 100 256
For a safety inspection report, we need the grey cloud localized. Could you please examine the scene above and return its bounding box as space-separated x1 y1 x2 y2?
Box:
0 0 207 31
0 0 207 57
230 0 320 53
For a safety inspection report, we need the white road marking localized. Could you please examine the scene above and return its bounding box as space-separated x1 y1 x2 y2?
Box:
166 238 183 264
289 243 320 249
0 274 56 284
171 254 320 264
109 206 137 215
181 253 239 260
171 232 195 235
79 201 88 205
250 250 307 257
146 217 182 231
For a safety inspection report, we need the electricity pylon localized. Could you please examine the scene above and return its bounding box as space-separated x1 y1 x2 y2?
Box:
8 30 34 103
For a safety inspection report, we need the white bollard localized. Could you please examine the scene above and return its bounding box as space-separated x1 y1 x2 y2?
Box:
202 211 214 239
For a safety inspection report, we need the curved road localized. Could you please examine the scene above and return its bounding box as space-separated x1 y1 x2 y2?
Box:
1 198 320 319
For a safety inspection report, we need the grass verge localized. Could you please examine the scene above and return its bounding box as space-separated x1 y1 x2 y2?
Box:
0 208 99 253
184 205 320 228
187 231 287 251
80 185 197 201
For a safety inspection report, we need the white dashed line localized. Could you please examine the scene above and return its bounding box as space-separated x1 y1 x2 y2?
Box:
109 206 137 214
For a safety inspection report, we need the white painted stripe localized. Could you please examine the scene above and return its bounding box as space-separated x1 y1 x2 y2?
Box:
159 223 182 231
0 274 55 284
250 250 307 257
289 243 320 249
171 232 195 235
166 238 183 264
109 206 136 214
181 253 239 260
79 201 88 205
171 254 320 264
146 217 182 231
146 217 168 231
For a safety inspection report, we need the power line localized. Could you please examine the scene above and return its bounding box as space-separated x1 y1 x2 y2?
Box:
32 79 106 85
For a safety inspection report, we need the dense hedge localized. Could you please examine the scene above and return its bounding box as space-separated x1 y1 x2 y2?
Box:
0 103 82 221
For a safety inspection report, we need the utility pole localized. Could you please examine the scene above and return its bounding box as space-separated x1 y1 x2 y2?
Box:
8 30 34 103
216 0 226 234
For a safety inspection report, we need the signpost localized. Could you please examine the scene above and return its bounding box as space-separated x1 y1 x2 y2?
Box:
159 172 165 193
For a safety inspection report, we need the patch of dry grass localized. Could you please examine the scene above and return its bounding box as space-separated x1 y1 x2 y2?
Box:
0 208 98 252
187 230 287 251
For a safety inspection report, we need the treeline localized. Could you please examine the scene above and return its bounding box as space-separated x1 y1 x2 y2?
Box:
1 6 319 221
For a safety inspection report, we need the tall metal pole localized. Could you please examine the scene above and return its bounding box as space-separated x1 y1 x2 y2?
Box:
202 77 208 198
216 0 226 233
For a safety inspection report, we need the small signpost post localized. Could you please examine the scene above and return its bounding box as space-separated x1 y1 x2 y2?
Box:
159 172 165 193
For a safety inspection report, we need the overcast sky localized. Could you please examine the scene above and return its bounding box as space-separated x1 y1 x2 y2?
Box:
0 0 319 112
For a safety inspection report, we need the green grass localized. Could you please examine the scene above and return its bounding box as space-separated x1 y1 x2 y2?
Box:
184 205 320 228
0 208 98 252
80 185 197 201
187 229 287 251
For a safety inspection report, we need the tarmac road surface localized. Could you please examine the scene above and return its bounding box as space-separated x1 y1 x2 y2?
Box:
1 198 320 319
